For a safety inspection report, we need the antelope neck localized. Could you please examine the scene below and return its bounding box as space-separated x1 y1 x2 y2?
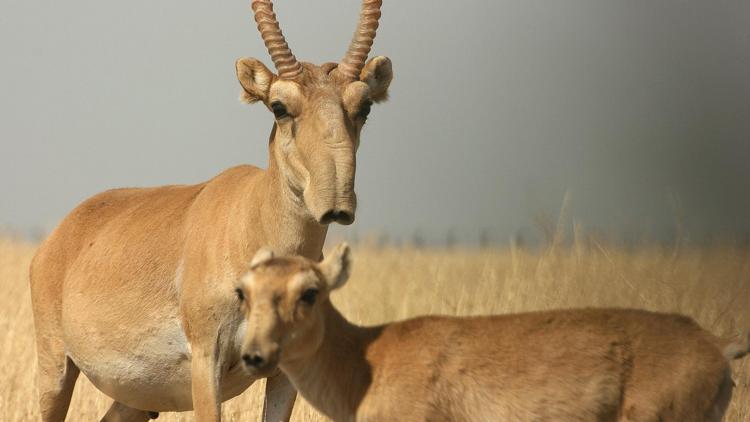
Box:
281 303 383 421
260 125 327 259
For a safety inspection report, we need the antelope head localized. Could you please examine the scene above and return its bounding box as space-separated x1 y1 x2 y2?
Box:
237 0 392 225
235 243 352 376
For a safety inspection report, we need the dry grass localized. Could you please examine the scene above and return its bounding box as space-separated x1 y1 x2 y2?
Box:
1 236 748 421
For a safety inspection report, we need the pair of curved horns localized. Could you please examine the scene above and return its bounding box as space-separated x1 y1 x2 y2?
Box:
251 0 382 80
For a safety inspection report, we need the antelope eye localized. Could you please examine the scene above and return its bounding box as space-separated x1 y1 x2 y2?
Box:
358 100 372 119
300 288 319 305
235 288 245 302
271 101 289 119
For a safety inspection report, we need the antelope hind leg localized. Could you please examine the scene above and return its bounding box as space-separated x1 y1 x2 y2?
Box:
36 353 79 422
32 269 80 421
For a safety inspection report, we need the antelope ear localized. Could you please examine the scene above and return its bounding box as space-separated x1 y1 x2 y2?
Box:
360 56 392 103
319 242 352 291
250 247 275 268
236 58 274 104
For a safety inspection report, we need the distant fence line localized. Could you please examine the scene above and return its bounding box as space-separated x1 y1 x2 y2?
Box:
6 225 750 250
329 228 750 250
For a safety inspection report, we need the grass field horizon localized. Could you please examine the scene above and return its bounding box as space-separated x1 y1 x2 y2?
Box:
1 235 747 421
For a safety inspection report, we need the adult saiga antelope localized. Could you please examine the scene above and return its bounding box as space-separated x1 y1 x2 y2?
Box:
29 1 392 421
237 243 750 422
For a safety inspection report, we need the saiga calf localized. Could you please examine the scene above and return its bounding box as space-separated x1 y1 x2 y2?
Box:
236 244 749 422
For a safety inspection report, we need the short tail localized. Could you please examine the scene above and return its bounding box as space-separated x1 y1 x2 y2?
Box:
723 332 750 360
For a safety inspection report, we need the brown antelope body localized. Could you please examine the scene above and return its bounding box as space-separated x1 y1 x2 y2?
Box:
29 1 392 421
237 244 750 422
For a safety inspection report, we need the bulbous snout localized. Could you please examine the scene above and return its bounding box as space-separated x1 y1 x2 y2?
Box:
308 184 357 226
319 209 355 226
303 137 357 226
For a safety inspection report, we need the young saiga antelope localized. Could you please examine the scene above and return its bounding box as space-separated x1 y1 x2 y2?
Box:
236 243 749 422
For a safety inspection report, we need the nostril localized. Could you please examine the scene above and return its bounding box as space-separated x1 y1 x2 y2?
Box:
320 210 354 225
337 211 354 225
320 210 337 225
242 353 265 367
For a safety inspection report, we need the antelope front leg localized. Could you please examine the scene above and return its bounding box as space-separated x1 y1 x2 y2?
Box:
191 345 222 422
263 372 297 422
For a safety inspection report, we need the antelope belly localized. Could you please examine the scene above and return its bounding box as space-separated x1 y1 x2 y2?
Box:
67 316 195 411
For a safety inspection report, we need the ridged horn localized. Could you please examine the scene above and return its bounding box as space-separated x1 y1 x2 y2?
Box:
338 0 383 80
251 0 303 80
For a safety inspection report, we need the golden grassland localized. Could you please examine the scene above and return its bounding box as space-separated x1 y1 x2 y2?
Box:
0 236 748 421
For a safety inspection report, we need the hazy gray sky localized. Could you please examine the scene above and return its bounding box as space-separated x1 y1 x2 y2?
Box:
1 1 749 245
